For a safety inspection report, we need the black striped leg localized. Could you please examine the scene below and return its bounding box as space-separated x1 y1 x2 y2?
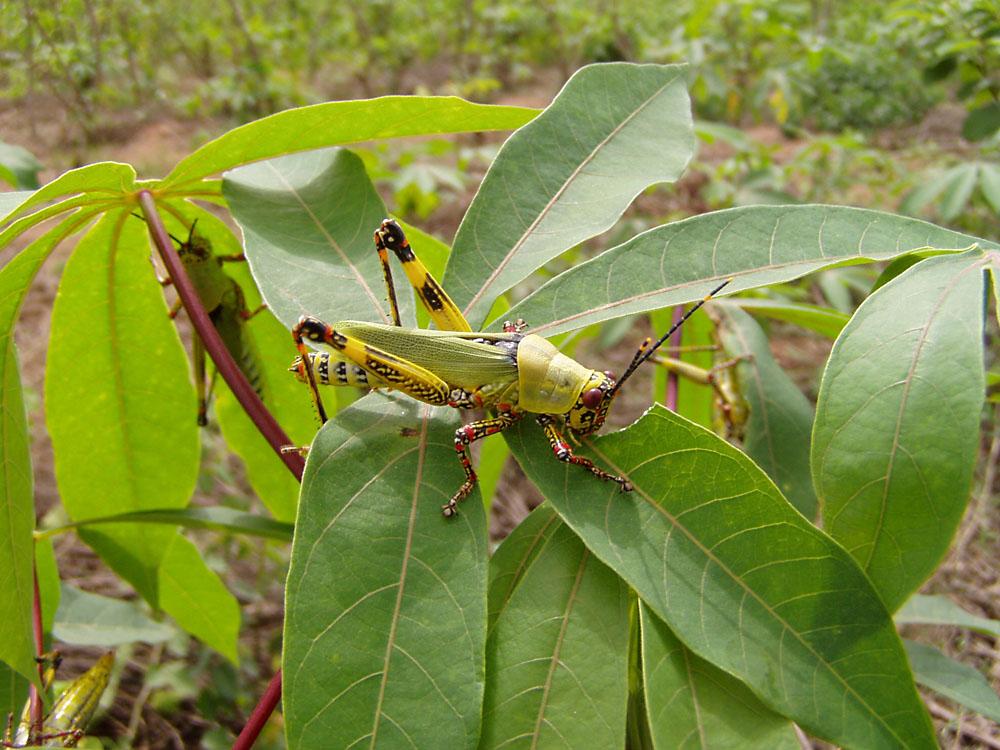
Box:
374 218 472 332
535 415 632 492
446 410 524 517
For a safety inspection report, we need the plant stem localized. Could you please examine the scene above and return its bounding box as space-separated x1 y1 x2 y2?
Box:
138 192 300 748
28 563 44 736
137 192 304 481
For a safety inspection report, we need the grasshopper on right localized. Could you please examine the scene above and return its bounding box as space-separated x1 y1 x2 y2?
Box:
291 219 731 517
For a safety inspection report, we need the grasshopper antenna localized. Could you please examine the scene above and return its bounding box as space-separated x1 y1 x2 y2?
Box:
608 277 734 399
131 211 186 246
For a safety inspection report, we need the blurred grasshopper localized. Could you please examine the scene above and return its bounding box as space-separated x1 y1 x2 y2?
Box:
654 308 751 441
291 219 731 517
4 652 113 748
156 220 266 425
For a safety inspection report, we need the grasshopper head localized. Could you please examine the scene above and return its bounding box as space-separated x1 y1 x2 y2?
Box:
565 370 617 436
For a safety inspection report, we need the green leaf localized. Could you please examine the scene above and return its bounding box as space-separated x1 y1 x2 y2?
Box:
0 142 42 190
733 298 849 338
168 202 317 521
444 62 695 326
283 393 487 749
978 162 1000 215
939 163 979 222
486 505 562 634
896 594 1000 639
500 205 994 336
0 191 34 219
224 148 412 329
639 603 799 749
165 98 537 186
46 210 200 603
158 534 240 664
481 520 629 749
0 162 135 228
52 584 174 647
813 251 986 612
0 341 34 685
0 663 27 725
507 406 936 749
714 304 817 519
904 640 1000 722
961 102 1000 141
38 506 293 542
871 250 954 292
35 538 60 635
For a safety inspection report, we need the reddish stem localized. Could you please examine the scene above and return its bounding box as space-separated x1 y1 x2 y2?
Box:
28 564 44 735
232 671 282 750
137 192 305 482
138 193 300 747
664 306 683 410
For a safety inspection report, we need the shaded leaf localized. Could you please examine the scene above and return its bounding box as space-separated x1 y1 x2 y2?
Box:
0 142 42 190
165 98 537 186
283 393 487 749
979 162 1000 215
904 640 1000 722
714 304 817 519
46 211 200 603
896 594 1000 639
639 603 798 749
36 538 60 635
158 535 240 664
481 521 629 749
733 298 848 338
501 205 994 336
39 506 293 542
938 163 978 222
52 584 174 647
507 406 935 749
814 251 986 612
445 62 695 326
961 102 1000 141
224 148 411 329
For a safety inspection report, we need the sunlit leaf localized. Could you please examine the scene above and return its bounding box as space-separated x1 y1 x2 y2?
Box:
501 205 994 336
814 251 986 611
46 211 199 603
283 393 487 749
481 520 629 749
445 62 695 326
165 98 536 186
508 406 935 749
639 603 798 749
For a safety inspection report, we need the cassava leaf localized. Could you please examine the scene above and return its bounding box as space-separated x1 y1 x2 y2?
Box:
165 97 536 186
224 148 413 329
639 603 799 749
283 392 487 749
814 251 986 612
481 519 629 749
713 303 817 519
500 205 995 336
507 406 935 749
46 210 199 604
444 62 695 326
896 594 1000 639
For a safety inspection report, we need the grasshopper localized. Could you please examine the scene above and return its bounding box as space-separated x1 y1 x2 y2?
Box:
654 308 751 441
291 219 731 517
155 219 267 425
4 652 113 748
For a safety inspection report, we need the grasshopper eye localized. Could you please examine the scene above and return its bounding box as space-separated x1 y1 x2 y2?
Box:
582 388 604 409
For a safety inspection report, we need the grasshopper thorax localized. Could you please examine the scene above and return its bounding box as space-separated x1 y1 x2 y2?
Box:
565 369 616 436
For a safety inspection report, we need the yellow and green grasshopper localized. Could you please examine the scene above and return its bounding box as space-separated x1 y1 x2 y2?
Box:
291 219 731 517
4 651 113 748
654 307 751 441
157 220 266 425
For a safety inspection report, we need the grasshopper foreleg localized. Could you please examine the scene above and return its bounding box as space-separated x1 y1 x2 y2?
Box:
536 415 632 492
447 410 523 517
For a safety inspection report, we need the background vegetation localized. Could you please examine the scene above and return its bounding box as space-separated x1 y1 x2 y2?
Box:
0 0 998 747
